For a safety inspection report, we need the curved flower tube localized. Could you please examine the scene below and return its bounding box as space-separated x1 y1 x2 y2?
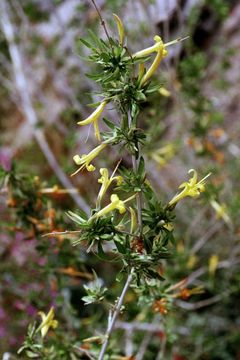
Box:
97 168 123 204
37 307 58 338
151 143 175 167
133 37 164 59
129 206 137 233
210 199 231 224
209 254 219 276
134 36 188 85
72 143 107 175
168 169 211 207
137 63 145 83
113 13 125 46
77 101 107 141
133 36 188 59
140 36 167 86
90 193 136 221
159 87 171 97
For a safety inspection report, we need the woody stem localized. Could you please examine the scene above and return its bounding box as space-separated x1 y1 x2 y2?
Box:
98 268 134 360
98 111 143 359
129 111 143 234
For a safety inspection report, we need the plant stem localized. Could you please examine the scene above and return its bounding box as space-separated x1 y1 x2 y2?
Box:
98 268 134 360
129 110 143 233
132 155 143 231
98 110 144 359
90 0 113 53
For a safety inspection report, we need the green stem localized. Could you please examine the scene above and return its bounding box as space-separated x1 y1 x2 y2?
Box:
98 110 143 359
129 110 143 234
131 154 143 233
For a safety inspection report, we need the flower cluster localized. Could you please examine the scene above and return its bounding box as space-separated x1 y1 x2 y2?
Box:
77 101 107 141
90 194 136 221
97 167 123 204
37 307 58 338
168 169 211 207
72 143 107 174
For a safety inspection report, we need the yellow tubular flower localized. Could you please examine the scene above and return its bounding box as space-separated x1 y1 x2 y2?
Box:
158 87 171 97
168 169 211 207
138 63 145 82
113 14 125 46
209 254 219 276
133 36 187 59
140 36 167 86
210 200 231 225
90 194 136 221
187 255 198 269
37 307 58 338
77 101 107 141
97 168 123 203
72 143 107 175
151 143 175 167
133 37 164 59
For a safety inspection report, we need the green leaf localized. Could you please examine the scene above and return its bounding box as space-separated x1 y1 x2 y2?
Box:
26 351 39 358
114 239 126 254
67 211 86 225
97 242 110 260
138 156 145 176
79 38 93 49
102 117 116 130
87 29 105 51
145 268 165 281
145 83 162 94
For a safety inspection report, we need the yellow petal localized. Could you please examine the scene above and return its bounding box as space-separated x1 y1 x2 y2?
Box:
77 101 107 126
133 37 163 58
140 38 167 86
93 119 101 141
113 14 125 46
138 63 145 82
209 255 219 276
159 87 171 97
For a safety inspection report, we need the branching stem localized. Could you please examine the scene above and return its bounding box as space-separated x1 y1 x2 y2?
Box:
98 109 144 358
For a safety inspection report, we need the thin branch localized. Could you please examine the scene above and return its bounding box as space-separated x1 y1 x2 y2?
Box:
116 319 190 337
156 332 167 360
74 346 96 360
176 294 222 310
98 268 134 360
185 257 240 287
40 187 79 194
42 230 82 238
190 221 223 254
125 328 134 357
0 0 89 213
115 320 163 333
90 0 113 48
136 332 152 360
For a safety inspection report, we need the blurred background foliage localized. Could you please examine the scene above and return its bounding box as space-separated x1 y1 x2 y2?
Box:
0 0 240 359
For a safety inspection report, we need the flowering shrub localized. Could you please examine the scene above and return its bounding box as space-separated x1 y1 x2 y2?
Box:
1 1 239 359
15 9 212 360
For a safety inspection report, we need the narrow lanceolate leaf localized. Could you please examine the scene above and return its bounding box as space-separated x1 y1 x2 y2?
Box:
67 211 86 225
79 38 94 49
